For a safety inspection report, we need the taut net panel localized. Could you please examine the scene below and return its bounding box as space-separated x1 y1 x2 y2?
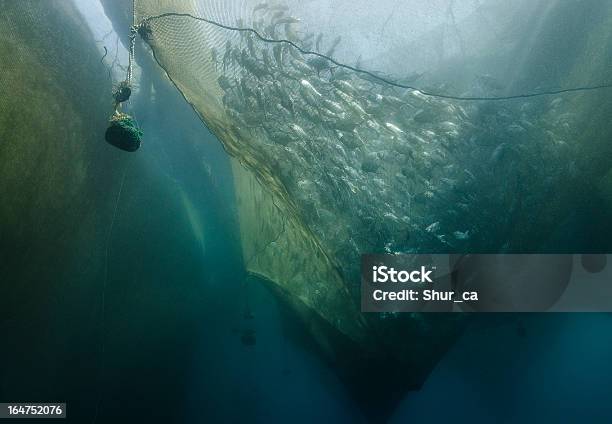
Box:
133 0 612 342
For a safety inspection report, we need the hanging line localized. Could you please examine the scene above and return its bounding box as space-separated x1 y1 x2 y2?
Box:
92 165 127 424
127 1 137 86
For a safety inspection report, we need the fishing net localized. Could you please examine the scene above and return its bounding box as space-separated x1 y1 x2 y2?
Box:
0 0 115 286
129 0 612 402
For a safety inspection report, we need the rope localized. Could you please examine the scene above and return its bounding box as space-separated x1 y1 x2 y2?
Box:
92 166 127 424
138 12 612 102
127 2 137 86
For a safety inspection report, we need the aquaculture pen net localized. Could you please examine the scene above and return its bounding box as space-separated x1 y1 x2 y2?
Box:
133 0 612 339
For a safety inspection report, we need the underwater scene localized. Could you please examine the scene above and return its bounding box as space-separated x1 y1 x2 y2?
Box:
1 0 612 422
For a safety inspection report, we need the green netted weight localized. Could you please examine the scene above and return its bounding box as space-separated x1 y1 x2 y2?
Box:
105 113 142 152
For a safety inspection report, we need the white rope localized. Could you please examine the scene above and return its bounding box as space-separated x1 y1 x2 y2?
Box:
127 1 137 86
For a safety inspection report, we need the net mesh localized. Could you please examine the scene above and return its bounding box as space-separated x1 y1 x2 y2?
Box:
132 0 612 344
0 0 115 274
